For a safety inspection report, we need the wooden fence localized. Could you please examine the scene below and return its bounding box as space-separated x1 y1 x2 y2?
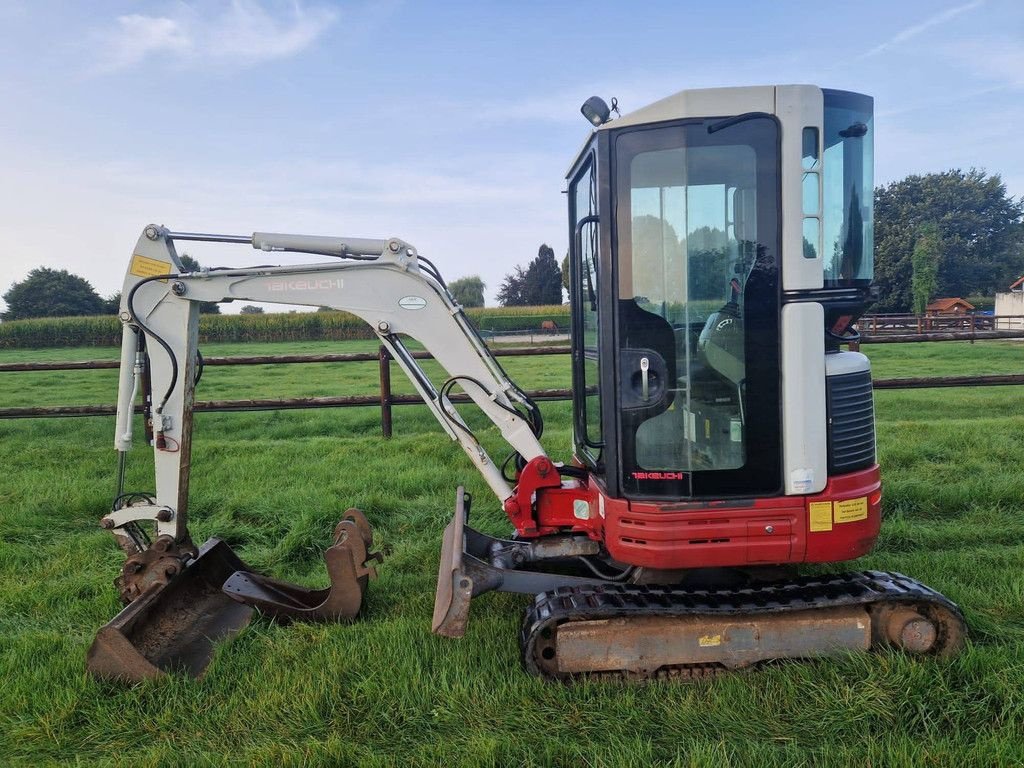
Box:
2 324 1024 436
859 313 1024 339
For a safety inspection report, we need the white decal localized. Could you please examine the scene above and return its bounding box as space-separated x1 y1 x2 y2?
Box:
399 295 427 310
268 278 343 292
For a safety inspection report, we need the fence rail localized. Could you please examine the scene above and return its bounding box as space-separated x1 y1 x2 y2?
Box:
2 333 1023 434
860 312 1024 334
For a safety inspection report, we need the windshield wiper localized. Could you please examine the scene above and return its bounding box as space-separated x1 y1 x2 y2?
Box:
706 111 772 134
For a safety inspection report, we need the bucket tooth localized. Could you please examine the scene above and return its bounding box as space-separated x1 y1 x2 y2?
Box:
221 511 382 622
86 538 254 682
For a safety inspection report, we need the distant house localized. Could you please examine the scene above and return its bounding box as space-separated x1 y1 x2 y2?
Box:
925 297 975 316
996 278 1024 329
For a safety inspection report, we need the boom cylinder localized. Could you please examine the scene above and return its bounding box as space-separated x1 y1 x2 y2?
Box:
114 323 141 452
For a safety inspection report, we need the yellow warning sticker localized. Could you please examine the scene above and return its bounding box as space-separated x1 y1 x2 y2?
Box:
809 501 833 532
698 634 722 647
129 253 172 280
835 497 868 524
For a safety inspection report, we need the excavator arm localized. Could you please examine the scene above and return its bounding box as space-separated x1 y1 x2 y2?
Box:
107 224 548 547
87 224 567 681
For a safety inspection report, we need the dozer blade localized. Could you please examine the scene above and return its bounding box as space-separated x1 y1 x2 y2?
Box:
87 538 254 682
432 487 474 638
222 509 382 622
431 488 606 638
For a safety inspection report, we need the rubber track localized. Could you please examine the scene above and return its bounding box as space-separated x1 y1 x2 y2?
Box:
520 570 966 681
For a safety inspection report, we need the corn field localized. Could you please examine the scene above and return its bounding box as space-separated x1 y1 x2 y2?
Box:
0 306 570 349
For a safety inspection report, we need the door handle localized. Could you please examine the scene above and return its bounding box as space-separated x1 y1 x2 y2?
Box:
640 356 650 400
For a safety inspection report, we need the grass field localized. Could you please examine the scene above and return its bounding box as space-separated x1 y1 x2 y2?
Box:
1 340 1023 766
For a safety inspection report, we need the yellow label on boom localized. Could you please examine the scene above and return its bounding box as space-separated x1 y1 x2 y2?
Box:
129 254 173 280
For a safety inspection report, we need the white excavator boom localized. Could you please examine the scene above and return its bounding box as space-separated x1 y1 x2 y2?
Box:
106 224 547 546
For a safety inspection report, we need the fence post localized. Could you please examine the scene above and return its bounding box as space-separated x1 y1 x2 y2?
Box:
378 345 393 438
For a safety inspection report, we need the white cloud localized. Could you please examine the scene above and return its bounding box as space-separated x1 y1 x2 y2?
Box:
92 1 338 73
860 0 985 58
945 38 1024 89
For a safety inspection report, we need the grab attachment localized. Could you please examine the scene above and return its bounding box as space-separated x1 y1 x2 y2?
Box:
87 511 382 682
223 509 382 621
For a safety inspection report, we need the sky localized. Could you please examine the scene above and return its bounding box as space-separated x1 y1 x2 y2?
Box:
0 0 1022 312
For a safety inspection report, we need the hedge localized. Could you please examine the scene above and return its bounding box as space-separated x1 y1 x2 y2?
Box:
0 306 571 349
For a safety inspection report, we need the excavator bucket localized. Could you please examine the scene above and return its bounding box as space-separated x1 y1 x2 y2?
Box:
222 509 381 621
87 511 381 682
87 538 254 681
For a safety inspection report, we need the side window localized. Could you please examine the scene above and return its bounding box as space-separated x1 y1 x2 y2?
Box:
571 157 602 450
802 127 822 260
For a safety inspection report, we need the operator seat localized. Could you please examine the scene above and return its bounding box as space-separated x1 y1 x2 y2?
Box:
698 278 745 387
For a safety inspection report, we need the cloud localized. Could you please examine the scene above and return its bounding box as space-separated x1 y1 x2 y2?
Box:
945 37 1024 89
92 1 338 73
860 0 985 58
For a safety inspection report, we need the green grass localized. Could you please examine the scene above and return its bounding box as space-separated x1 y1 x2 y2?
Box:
1 340 1023 766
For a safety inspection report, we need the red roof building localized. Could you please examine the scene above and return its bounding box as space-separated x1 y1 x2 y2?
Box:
926 297 975 315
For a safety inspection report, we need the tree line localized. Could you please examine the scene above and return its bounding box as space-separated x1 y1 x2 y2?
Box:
1 255 222 320
3 169 1022 321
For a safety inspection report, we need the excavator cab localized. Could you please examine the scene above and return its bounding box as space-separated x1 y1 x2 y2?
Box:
557 87 894 506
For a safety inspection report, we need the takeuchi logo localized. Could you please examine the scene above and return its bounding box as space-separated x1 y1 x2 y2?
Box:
268 278 343 292
631 471 685 480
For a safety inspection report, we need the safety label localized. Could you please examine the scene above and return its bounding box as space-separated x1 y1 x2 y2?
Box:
129 254 172 280
809 501 833 532
834 497 868 523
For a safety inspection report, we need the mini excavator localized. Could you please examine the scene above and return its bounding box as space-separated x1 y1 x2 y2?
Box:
88 85 966 682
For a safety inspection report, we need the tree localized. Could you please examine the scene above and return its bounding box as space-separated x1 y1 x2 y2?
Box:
102 292 122 314
523 244 563 305
240 305 265 314
498 245 564 307
449 275 485 308
496 265 528 307
911 223 941 315
874 169 1024 312
561 253 570 294
2 268 104 320
177 254 222 314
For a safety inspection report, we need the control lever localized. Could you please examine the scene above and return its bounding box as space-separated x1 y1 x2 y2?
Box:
640 356 650 401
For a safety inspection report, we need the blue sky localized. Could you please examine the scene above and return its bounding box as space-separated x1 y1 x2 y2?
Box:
0 0 1021 310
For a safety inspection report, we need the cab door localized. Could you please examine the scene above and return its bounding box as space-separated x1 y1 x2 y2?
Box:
610 117 783 500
